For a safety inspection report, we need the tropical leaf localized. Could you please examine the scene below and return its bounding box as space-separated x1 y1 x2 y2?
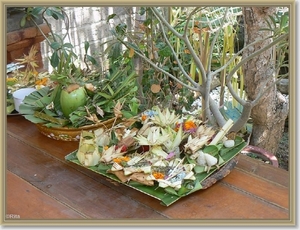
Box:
33 111 69 125
23 115 47 124
96 92 113 100
19 87 53 115
164 187 179 196
219 136 244 156
202 145 219 157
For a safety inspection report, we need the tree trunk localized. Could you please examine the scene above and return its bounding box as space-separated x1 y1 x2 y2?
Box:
242 7 289 154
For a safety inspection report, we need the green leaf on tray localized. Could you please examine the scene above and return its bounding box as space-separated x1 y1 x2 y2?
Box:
164 187 179 196
193 165 207 174
202 145 219 156
219 136 244 156
64 137 247 206
177 184 192 196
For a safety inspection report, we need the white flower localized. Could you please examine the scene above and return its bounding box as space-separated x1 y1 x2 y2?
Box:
151 145 168 158
196 150 218 173
135 126 169 146
161 125 185 153
150 106 180 127
123 165 152 176
156 162 196 190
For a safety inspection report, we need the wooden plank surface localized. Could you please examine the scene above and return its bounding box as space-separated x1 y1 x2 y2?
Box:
6 134 166 219
5 115 290 221
6 171 87 219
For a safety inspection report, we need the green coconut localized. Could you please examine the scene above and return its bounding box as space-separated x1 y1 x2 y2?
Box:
60 84 87 118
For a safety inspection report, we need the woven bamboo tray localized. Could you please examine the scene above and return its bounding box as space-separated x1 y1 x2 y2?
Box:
36 117 117 141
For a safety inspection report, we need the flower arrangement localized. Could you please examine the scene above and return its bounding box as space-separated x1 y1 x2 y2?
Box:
13 7 140 138
7 45 51 90
6 45 51 114
19 67 139 128
66 106 246 204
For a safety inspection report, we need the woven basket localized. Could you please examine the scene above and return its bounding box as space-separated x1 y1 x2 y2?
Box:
36 117 117 141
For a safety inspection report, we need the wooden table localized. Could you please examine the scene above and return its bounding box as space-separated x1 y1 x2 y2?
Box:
4 115 293 226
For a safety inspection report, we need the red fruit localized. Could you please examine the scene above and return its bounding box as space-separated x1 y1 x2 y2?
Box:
116 145 127 152
121 145 127 152
137 145 149 153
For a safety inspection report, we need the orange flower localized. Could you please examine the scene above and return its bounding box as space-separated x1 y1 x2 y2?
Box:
183 120 197 133
152 172 165 179
113 158 122 164
121 156 130 162
141 114 147 121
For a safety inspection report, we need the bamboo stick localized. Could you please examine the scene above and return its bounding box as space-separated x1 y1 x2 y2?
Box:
210 119 234 145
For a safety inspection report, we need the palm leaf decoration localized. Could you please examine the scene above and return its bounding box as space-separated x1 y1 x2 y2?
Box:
19 86 69 126
65 136 246 206
19 87 52 113
18 67 140 128
69 69 138 127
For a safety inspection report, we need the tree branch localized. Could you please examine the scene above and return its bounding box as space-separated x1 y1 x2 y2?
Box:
226 33 288 85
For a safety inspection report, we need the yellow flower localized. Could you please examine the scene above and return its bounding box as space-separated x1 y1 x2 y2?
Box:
6 77 17 82
113 156 131 164
35 77 48 86
6 77 18 86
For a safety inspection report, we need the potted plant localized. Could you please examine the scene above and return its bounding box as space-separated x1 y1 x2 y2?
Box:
108 7 288 153
96 7 289 175
17 7 140 141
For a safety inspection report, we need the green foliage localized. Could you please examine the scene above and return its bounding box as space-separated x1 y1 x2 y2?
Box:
84 41 97 65
19 87 57 124
20 67 140 128
67 68 139 127
18 7 141 128
20 7 98 80
261 9 289 78
262 11 289 36
106 8 197 111
202 145 219 157
104 7 247 114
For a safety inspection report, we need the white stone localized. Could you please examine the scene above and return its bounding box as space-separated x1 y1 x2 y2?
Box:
224 140 235 148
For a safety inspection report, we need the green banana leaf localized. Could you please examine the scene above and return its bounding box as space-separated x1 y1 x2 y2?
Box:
65 136 247 206
19 87 52 115
19 86 65 125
